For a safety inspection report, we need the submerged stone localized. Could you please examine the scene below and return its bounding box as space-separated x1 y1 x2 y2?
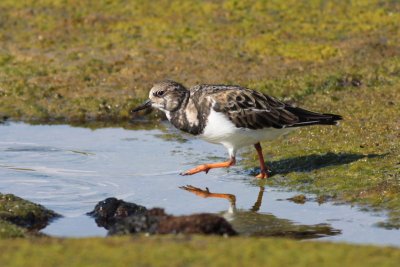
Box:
287 194 307 204
87 197 148 229
110 208 237 236
155 212 236 236
89 198 237 236
108 208 162 235
0 193 61 231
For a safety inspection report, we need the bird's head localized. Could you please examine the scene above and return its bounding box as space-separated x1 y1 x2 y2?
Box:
131 80 188 113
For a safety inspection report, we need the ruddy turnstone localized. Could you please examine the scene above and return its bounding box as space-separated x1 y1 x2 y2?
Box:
132 80 342 178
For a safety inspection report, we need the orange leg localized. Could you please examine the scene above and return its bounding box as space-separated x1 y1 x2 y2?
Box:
179 185 236 204
254 143 270 179
180 157 236 176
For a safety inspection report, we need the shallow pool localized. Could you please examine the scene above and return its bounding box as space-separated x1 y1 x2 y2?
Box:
0 122 399 246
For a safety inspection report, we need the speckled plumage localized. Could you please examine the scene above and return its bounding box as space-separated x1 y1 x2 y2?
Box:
132 80 342 178
148 81 341 134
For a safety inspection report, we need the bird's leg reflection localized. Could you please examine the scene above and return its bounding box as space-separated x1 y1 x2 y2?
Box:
179 185 236 206
180 185 266 213
180 185 341 239
250 186 265 212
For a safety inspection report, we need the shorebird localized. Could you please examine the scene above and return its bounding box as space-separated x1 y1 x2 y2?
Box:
132 80 342 178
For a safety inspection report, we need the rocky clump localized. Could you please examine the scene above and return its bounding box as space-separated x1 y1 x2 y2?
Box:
287 194 307 204
88 197 237 236
0 193 61 231
87 197 148 229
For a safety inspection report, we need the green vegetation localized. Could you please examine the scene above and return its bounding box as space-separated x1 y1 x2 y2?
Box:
0 221 26 239
0 193 61 239
0 236 400 267
244 82 400 228
0 193 60 231
0 0 399 122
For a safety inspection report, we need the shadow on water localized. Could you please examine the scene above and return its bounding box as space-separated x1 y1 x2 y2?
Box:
180 185 341 239
250 152 382 176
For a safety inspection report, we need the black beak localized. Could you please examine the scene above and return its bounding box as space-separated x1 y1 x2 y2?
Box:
131 100 152 113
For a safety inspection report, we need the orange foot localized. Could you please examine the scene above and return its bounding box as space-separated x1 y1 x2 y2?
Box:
256 172 270 179
180 158 236 176
180 164 211 175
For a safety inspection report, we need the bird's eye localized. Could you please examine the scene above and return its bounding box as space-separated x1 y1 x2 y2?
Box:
154 90 165 97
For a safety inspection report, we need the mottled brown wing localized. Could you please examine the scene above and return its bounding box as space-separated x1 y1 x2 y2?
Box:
190 84 341 130
208 87 300 129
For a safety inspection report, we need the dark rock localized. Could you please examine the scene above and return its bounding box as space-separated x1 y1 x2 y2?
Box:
108 208 164 236
89 198 237 236
109 208 237 236
87 197 147 229
156 213 237 236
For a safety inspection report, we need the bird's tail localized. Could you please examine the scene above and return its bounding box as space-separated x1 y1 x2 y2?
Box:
285 106 343 127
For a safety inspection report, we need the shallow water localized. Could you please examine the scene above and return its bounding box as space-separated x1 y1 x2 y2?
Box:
0 122 399 246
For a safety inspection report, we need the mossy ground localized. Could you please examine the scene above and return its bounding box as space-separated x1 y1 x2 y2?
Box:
0 0 399 122
244 82 400 228
0 220 26 239
0 0 400 260
1 236 400 267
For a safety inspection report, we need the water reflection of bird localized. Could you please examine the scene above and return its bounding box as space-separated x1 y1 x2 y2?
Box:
132 80 342 178
179 184 265 217
180 185 341 239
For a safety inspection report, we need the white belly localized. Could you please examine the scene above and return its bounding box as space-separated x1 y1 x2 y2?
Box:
199 110 293 155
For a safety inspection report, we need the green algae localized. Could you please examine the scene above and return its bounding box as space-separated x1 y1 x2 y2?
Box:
0 220 26 238
0 193 60 231
0 236 400 267
287 194 307 204
154 132 189 143
0 193 60 239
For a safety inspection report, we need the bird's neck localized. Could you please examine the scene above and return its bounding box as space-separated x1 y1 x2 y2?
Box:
168 93 205 135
